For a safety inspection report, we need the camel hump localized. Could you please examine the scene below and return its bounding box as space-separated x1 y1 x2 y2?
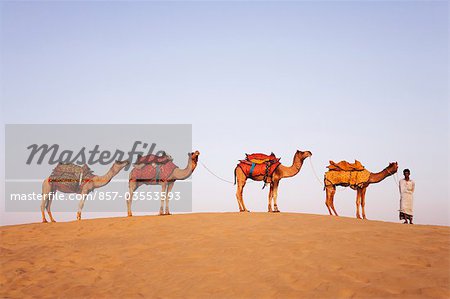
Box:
244 153 279 165
130 161 178 183
50 163 94 182
135 153 173 165
327 160 365 171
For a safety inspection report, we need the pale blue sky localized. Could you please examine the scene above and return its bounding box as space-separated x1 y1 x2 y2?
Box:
1 1 448 225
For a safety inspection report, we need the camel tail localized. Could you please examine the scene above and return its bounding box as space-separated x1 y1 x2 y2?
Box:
234 167 237 185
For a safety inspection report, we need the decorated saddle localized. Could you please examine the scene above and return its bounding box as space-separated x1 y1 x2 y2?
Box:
327 160 365 171
324 160 370 190
237 153 281 187
49 163 95 193
134 152 173 165
132 160 178 183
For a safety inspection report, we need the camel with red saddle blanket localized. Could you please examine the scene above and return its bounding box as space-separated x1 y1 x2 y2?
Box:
41 160 130 222
234 150 312 212
127 151 200 216
324 160 398 219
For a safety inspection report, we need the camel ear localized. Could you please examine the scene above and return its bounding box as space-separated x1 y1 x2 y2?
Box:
195 150 200 155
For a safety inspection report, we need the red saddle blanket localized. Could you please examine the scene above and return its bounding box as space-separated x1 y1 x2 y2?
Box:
135 154 173 165
131 161 177 182
237 153 281 182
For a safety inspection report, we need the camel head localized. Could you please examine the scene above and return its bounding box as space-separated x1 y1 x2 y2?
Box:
189 151 200 164
386 162 398 175
296 150 312 160
111 159 130 172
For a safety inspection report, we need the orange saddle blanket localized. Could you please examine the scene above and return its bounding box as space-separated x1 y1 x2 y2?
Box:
237 153 281 183
327 160 365 171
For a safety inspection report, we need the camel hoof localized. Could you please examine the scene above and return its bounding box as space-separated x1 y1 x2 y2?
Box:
42 219 48 223
51 220 56 223
273 210 280 213
165 212 172 216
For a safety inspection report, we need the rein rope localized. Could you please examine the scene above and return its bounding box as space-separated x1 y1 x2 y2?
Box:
199 161 235 184
199 161 255 185
308 157 323 186
387 167 400 187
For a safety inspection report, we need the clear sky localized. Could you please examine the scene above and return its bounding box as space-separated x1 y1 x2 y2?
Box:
1 1 448 225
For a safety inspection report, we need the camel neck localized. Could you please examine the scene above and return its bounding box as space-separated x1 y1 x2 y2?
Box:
369 167 392 184
279 154 304 178
95 166 119 187
175 157 197 180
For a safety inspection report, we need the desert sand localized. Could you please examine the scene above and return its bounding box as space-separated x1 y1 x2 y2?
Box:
1 213 449 298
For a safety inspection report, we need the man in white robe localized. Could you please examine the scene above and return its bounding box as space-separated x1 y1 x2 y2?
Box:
399 168 415 224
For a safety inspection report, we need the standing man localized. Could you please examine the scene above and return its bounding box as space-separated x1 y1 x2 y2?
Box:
399 169 415 224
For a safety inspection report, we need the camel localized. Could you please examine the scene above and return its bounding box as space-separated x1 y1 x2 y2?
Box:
234 150 312 212
325 162 398 219
127 151 200 216
41 160 129 223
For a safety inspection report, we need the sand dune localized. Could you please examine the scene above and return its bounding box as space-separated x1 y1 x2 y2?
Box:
1 213 449 298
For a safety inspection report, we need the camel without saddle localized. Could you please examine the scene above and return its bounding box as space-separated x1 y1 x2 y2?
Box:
324 161 398 219
234 150 312 212
127 151 200 216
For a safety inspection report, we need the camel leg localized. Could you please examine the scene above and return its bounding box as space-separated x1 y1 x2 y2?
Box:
165 182 174 215
41 179 51 223
159 182 167 216
361 187 367 220
356 188 362 219
268 183 274 212
127 180 138 217
325 186 334 215
326 186 338 216
330 191 339 216
235 167 249 212
77 193 88 220
325 187 332 215
272 181 280 212
41 194 48 223
46 190 56 222
236 178 249 212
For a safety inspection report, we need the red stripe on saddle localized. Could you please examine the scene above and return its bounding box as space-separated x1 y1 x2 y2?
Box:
131 161 177 182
